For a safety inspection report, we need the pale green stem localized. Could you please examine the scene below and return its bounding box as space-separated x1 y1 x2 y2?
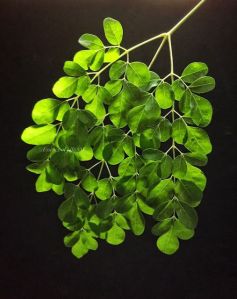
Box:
105 161 113 179
167 0 207 35
91 0 206 83
149 36 167 69
88 160 102 171
97 160 104 180
167 34 176 163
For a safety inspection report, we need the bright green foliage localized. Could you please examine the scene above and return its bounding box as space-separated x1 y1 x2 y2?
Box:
126 62 151 87
181 62 208 83
103 17 123 45
157 227 179 255
155 82 174 109
21 15 214 259
52 77 78 98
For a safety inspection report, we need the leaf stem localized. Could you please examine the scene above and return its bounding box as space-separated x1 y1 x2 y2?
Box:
88 160 102 171
91 0 206 83
167 0 207 35
97 160 104 180
105 161 113 179
148 36 167 69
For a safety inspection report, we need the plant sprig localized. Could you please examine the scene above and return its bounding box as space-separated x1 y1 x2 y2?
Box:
21 0 215 258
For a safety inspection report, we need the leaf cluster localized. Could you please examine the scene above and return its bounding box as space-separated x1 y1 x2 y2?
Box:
21 18 215 258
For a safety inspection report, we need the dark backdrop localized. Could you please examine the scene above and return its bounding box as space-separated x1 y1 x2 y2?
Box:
1 0 236 298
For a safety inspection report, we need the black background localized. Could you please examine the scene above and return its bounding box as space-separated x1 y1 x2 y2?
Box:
1 0 237 298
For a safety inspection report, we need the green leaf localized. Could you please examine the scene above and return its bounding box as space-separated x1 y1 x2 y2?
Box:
85 93 106 123
75 145 93 161
137 197 154 215
172 79 186 101
58 131 86 151
96 199 114 218
56 102 70 121
90 49 105 71
109 60 127 80
103 142 125 165
95 179 113 200
103 17 123 45
176 201 198 229
27 145 51 162
185 126 212 155
104 48 120 63
143 149 164 161
52 182 64 195
157 227 179 255
75 75 91 96
183 152 207 167
46 162 64 185
64 231 80 247
115 213 130 230
77 110 97 128
126 62 150 87
52 76 78 98
175 180 202 207
82 84 98 103
51 151 78 171
149 179 174 202
109 81 140 128
89 126 107 160
81 231 98 250
116 176 136 195
58 185 89 222
156 118 172 142
140 128 160 150
104 80 122 97
107 127 124 142
35 170 52 192
142 71 161 91
81 172 97 192
73 50 96 70
189 95 213 127
172 118 187 144
127 94 160 133
21 125 57 145
183 163 206 191
155 82 174 109
79 33 104 49
63 61 85 76
179 90 194 114
96 86 112 105
118 157 136 177
126 203 145 236
72 238 88 259
32 99 61 125
106 223 125 245
26 162 47 174
190 76 215 94
173 219 194 240
172 155 187 179
153 200 174 221
151 219 172 236
181 62 208 83
139 161 160 189
158 154 173 179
